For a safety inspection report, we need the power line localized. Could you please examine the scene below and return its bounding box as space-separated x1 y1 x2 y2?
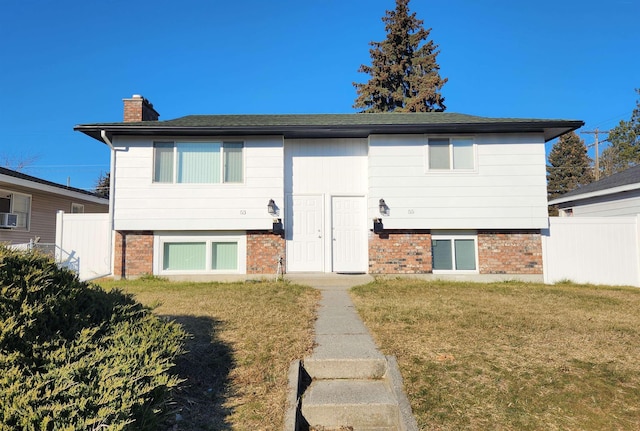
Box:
25 164 108 168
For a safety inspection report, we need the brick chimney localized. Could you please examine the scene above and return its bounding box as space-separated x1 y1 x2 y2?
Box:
123 94 160 122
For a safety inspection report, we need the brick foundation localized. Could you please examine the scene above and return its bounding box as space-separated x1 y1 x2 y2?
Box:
477 230 543 274
246 231 285 274
368 229 542 275
369 230 432 274
111 229 542 277
113 231 154 278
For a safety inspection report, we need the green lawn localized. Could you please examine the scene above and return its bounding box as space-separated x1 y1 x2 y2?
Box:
97 277 319 431
351 279 640 431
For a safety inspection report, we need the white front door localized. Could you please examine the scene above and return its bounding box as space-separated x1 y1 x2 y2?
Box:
332 196 368 273
286 194 323 272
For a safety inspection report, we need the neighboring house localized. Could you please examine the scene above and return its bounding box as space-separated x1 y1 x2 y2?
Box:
549 165 640 217
74 95 582 279
0 167 109 245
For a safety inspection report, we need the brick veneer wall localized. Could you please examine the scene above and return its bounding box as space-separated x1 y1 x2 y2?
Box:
246 231 285 274
368 229 542 275
113 231 154 278
477 230 543 274
369 230 432 274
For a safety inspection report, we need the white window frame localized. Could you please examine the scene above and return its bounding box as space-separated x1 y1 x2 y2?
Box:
425 136 477 172
152 140 245 184
0 189 31 231
71 203 85 213
431 231 479 274
559 208 573 217
153 232 247 275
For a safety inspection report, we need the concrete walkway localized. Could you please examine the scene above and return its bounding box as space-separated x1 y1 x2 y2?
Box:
285 274 418 431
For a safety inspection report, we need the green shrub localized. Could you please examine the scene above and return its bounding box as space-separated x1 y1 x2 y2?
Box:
0 246 186 430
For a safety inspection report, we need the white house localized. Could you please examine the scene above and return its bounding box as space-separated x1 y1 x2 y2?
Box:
74 95 582 279
549 164 640 217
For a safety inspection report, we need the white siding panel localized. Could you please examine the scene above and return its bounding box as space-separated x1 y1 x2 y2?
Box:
371 185 545 198
285 139 368 195
571 191 640 217
112 136 283 231
368 133 548 229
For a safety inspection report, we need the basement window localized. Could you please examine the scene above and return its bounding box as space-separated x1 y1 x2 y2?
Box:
155 232 246 274
431 232 478 273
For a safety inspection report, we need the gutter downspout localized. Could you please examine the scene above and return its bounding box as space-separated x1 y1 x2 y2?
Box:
101 130 115 278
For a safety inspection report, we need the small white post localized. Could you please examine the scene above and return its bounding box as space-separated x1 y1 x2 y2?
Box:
55 210 64 263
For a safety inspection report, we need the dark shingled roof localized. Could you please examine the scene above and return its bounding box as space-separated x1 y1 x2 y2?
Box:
549 164 640 204
0 167 107 200
75 112 583 143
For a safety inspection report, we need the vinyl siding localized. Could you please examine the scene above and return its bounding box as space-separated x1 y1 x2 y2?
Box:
111 136 284 231
284 138 368 195
0 183 107 245
368 133 548 229
568 189 640 217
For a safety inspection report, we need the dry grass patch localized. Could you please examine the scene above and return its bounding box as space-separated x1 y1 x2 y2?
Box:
351 279 640 431
98 278 320 430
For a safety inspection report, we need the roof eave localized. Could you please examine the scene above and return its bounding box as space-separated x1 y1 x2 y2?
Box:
0 172 109 204
75 120 584 143
549 182 640 205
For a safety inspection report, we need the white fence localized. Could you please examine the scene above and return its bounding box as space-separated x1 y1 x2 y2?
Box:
55 211 111 281
49 212 640 286
9 241 80 274
542 216 640 287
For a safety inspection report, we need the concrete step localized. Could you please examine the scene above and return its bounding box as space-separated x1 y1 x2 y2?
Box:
303 356 387 380
301 380 399 430
304 333 388 379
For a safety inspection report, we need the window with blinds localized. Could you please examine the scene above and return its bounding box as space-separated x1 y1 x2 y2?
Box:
153 141 244 184
427 137 475 171
158 235 243 273
431 233 478 273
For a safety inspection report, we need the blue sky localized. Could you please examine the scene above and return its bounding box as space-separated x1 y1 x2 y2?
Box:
1 0 638 190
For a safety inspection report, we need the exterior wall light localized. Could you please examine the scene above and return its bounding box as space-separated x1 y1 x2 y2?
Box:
268 199 277 215
379 198 389 216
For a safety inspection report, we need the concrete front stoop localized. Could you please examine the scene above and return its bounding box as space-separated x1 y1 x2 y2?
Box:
300 356 416 431
284 282 419 431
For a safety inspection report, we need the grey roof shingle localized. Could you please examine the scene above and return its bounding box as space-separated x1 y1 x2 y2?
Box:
75 112 583 143
549 164 640 204
0 167 107 199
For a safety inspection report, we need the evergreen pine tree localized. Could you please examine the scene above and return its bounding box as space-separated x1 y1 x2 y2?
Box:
599 89 640 177
547 131 594 214
94 172 110 198
353 0 447 113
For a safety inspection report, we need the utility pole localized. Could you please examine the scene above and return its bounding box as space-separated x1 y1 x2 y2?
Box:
581 128 609 180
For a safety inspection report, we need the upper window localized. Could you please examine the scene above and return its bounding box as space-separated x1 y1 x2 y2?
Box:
153 141 244 184
428 137 475 171
0 190 31 230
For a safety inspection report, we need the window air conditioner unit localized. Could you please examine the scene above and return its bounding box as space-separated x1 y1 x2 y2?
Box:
0 213 18 228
